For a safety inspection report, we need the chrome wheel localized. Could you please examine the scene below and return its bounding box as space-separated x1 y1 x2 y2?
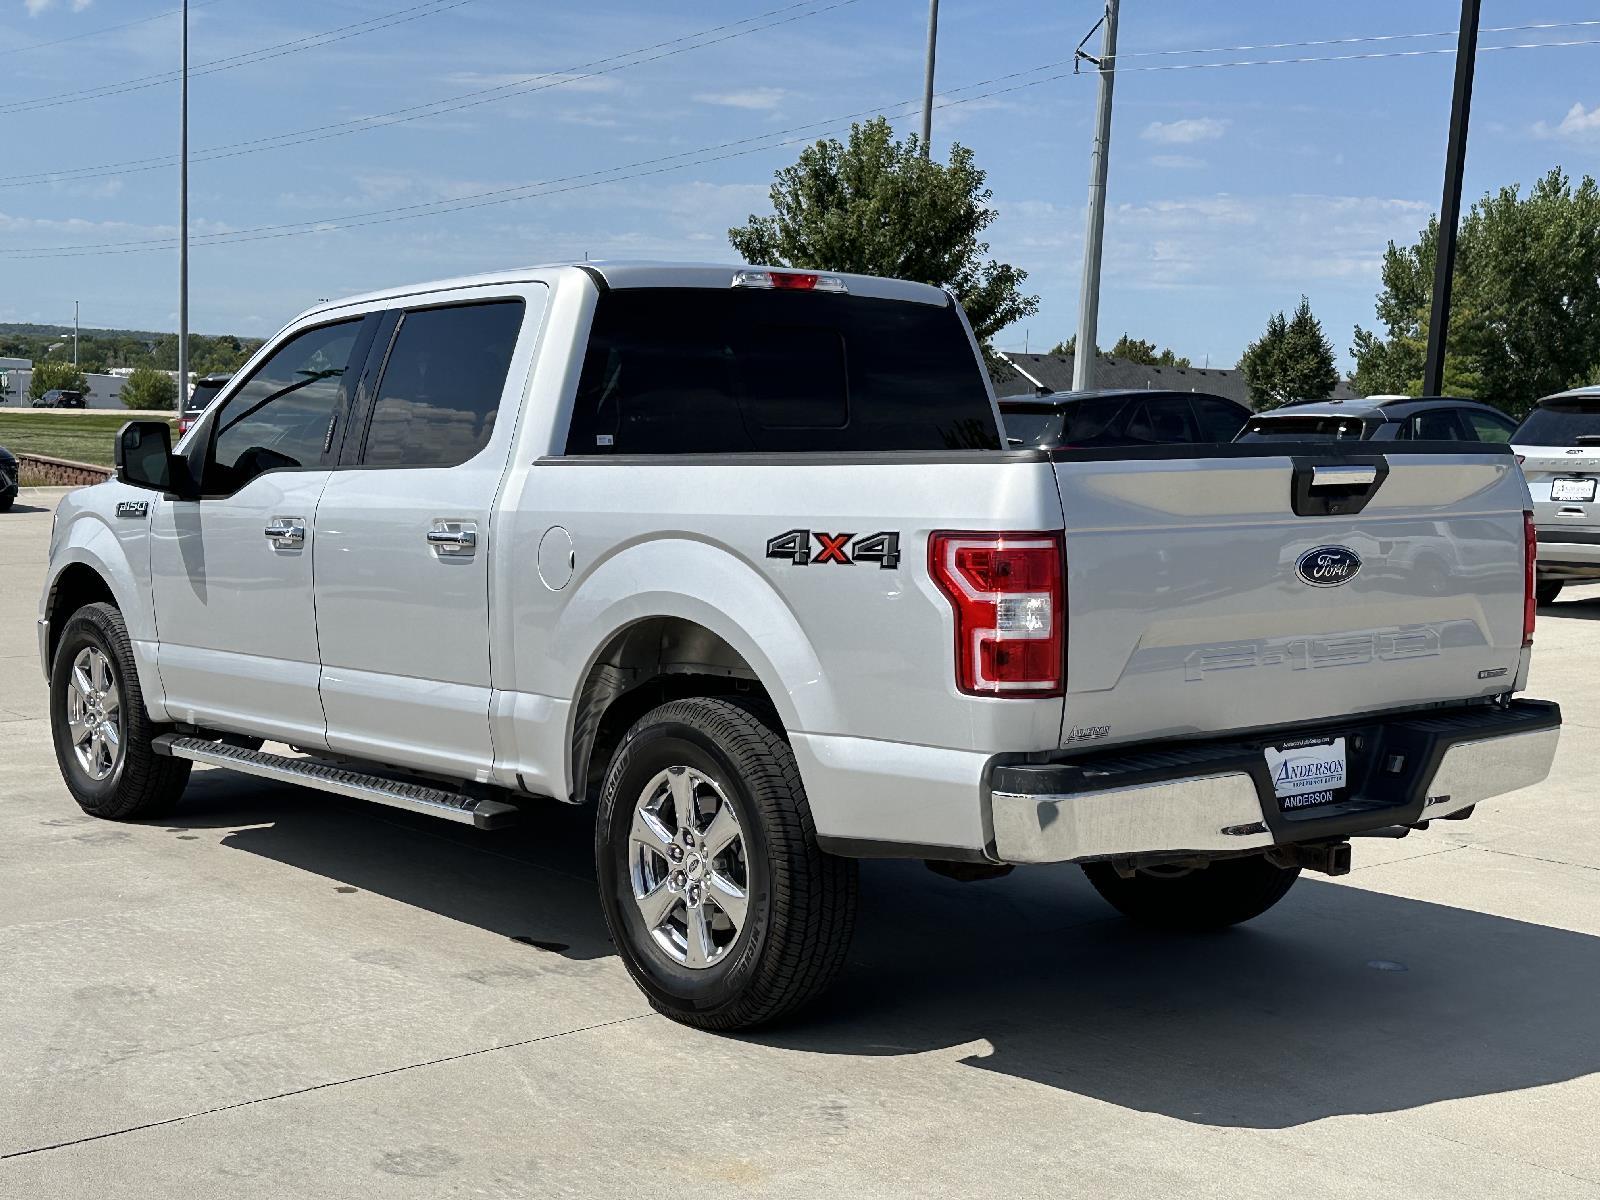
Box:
66 646 122 782
628 765 749 969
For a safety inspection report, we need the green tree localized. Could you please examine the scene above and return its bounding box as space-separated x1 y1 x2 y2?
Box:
1108 333 1191 367
1238 296 1339 408
28 360 91 402
121 365 179 411
1352 169 1600 413
1048 335 1090 357
728 117 1038 362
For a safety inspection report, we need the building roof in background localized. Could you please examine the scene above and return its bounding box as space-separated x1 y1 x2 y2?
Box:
993 351 1359 410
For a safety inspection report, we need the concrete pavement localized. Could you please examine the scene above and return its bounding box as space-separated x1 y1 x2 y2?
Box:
3 487 1598 1198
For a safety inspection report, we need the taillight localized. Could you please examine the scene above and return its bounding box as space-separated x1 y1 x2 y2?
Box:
929 531 1064 697
1523 510 1537 647
730 268 848 293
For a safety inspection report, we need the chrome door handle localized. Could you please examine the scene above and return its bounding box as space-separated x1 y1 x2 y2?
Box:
264 518 306 548
427 521 477 557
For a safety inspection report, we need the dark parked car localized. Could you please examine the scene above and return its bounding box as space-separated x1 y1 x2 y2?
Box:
999 388 1252 450
178 372 233 435
0 444 18 511
1236 395 1518 443
32 388 86 409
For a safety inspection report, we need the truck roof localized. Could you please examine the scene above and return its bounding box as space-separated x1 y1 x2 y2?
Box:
298 261 952 323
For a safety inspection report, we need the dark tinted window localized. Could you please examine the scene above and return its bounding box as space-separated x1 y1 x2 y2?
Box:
1123 396 1199 444
1514 401 1600 446
1192 396 1249 441
565 288 998 454
999 408 1063 448
1461 408 1518 443
1409 408 1465 440
363 300 524 468
1237 414 1371 442
208 319 361 492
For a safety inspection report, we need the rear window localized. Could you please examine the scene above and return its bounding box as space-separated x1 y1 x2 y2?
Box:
1515 401 1600 446
1236 414 1371 442
564 288 998 454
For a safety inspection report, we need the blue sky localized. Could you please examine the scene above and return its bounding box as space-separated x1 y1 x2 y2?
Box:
2 0 1597 370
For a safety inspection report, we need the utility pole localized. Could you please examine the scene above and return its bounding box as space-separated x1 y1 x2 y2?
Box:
1072 0 1119 391
178 0 190 416
919 0 939 155
1422 0 1480 397
73 300 79 367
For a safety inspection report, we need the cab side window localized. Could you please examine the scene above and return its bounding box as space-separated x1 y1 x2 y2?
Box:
207 319 362 494
1462 408 1518 443
1123 397 1200 444
1410 409 1465 440
360 300 525 469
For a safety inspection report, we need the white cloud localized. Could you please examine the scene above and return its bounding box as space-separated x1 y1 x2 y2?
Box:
1148 154 1206 170
1140 117 1228 145
1533 101 1600 140
693 87 788 111
23 0 91 12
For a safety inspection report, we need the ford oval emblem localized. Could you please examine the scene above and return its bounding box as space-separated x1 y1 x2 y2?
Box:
1296 545 1362 588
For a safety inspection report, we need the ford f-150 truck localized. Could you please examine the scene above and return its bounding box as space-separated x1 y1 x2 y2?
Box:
39 262 1560 1029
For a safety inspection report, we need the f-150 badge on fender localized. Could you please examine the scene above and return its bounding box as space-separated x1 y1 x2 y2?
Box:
1295 545 1361 588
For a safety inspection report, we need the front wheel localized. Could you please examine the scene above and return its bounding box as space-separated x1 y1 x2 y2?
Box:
50 602 191 820
1082 854 1300 931
595 697 858 1030
1535 580 1564 606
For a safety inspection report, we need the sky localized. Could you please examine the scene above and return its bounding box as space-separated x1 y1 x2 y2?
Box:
1 0 1597 371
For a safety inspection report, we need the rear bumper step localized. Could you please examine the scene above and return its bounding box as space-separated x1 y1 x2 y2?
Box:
988 700 1560 865
153 735 520 830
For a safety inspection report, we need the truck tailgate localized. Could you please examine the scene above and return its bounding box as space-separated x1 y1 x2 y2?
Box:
1052 446 1529 749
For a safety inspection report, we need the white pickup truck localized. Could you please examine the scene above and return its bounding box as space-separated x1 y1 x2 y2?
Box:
40 262 1560 1029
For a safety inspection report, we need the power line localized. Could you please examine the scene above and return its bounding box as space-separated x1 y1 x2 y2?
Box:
4 33 1598 260
0 0 473 116
0 0 860 190
1112 34 1600 74
1115 16 1600 60
0 0 230 59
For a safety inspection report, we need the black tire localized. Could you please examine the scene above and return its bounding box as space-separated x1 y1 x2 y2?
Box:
1535 580 1564 606
0 492 14 513
595 696 858 1031
1082 854 1300 932
50 602 191 820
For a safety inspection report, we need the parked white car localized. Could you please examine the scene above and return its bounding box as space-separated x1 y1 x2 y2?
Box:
39 262 1560 1027
1513 386 1600 604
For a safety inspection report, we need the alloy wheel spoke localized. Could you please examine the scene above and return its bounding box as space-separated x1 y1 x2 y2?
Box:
91 651 111 693
669 769 700 836
702 805 740 858
101 687 120 720
71 664 94 700
630 806 676 859
683 901 711 968
635 880 678 931
706 873 747 931
100 721 121 755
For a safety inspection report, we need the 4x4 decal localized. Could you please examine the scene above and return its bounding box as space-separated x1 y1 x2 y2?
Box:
765 529 901 569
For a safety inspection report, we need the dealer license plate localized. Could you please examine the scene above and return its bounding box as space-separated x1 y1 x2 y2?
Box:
1550 477 1597 503
1264 736 1347 810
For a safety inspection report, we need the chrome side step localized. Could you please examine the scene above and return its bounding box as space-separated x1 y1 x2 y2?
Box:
153 735 520 829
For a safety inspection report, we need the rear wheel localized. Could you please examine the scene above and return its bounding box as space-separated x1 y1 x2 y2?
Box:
595 696 857 1030
50 602 191 820
1535 580 1564 606
1083 854 1300 931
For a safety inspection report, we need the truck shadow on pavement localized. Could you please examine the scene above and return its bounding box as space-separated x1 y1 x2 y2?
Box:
170 769 1600 1130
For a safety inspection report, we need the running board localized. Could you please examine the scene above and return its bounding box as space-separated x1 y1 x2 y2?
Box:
153 735 520 829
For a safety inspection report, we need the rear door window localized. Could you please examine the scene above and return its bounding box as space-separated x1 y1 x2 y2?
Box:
1191 397 1249 442
1460 408 1518 443
1409 408 1467 440
565 288 998 454
1122 396 1200 444
361 300 525 468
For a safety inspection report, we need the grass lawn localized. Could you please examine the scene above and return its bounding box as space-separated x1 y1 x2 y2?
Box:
0 411 173 468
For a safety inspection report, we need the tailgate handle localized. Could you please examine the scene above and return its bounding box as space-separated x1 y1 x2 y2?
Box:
1291 456 1389 517
1310 465 1378 489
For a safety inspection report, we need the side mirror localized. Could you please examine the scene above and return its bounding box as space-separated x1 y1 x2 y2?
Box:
115 420 196 498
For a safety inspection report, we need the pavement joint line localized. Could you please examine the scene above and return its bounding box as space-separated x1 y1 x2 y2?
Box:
1343 842 1470 874
1473 844 1600 875
0 1012 651 1163
1399 1113 1600 1189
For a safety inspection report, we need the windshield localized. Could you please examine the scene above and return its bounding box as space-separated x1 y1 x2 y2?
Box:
1236 414 1371 442
1514 400 1600 446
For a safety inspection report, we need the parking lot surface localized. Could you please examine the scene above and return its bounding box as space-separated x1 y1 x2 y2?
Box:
4 487 1598 1198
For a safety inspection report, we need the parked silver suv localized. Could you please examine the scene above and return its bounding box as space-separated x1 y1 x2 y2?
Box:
1514 386 1600 604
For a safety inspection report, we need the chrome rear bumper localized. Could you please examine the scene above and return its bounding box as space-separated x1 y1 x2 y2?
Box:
989 701 1560 865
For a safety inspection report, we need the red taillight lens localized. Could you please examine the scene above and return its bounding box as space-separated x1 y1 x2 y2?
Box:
929 531 1064 696
1524 510 1537 647
768 271 819 290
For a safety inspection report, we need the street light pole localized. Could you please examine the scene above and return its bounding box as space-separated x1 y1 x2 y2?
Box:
73 300 79 367
1072 0 1119 391
919 0 939 155
1422 0 1481 397
178 0 190 415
